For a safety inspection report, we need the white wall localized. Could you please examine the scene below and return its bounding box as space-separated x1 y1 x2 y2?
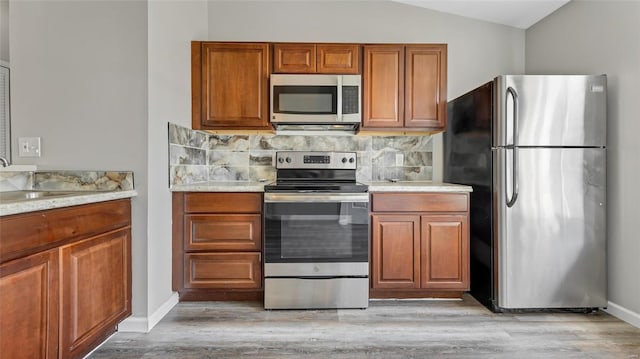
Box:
10 1 149 317
526 1 640 326
141 0 207 331
0 1 8 63
208 0 525 99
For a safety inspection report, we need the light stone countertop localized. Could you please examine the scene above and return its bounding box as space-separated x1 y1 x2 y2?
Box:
366 181 473 193
170 181 472 193
0 190 138 216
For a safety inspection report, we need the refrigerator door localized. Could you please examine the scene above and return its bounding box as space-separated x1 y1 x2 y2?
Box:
493 75 607 147
493 147 606 309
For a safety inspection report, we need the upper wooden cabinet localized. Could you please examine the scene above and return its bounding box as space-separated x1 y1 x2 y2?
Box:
362 44 447 132
272 43 361 74
192 42 271 130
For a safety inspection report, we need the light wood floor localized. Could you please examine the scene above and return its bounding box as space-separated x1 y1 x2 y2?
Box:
90 295 640 358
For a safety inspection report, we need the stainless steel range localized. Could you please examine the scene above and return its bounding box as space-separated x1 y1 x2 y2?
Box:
263 151 369 309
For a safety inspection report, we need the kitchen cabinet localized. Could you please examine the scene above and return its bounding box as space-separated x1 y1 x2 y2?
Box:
173 192 263 301
191 42 271 130
0 199 132 359
370 192 469 298
362 44 447 132
272 43 361 74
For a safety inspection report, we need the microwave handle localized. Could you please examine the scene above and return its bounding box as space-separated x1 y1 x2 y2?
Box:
337 75 342 122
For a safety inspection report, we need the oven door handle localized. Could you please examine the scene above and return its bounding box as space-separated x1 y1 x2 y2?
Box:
264 193 369 203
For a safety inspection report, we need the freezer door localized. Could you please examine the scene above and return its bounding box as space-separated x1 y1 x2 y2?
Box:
493 75 607 147
493 147 606 309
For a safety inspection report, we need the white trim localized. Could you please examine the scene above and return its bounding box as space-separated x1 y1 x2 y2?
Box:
148 292 179 331
605 301 640 329
117 292 179 333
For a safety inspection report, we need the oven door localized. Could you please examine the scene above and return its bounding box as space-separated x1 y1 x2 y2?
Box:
264 193 369 264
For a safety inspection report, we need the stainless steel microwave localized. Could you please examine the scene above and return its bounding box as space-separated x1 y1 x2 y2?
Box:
270 74 361 131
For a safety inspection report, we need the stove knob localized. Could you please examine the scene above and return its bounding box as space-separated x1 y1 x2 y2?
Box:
286 157 292 163
278 157 284 164
349 157 355 163
342 157 347 163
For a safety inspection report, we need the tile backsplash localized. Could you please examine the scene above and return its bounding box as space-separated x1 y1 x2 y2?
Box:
169 123 433 186
0 171 134 192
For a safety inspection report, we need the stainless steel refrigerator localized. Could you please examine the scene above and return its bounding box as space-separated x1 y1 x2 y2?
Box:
444 75 607 311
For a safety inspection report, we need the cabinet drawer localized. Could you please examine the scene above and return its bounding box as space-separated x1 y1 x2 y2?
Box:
185 214 262 251
0 199 131 263
184 253 261 289
371 193 468 212
184 193 262 213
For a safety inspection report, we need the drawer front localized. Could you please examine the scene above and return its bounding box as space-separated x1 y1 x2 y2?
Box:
184 193 262 213
0 199 131 263
185 214 262 251
371 193 468 212
184 253 262 289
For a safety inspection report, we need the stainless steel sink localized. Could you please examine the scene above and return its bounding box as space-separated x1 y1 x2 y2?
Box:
0 190 98 203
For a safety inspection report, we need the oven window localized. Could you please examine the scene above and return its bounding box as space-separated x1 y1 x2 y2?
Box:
273 86 337 115
264 202 369 263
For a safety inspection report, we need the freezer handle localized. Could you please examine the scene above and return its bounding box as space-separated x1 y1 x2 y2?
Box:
506 87 519 207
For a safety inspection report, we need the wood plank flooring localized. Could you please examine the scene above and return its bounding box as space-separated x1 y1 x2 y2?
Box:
90 295 640 358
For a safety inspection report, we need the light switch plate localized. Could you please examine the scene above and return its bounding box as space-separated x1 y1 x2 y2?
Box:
395 153 404 166
18 137 41 157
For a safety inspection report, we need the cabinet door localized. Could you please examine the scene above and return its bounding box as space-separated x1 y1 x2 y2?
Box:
0 250 58 359
362 45 405 128
60 228 131 359
371 214 420 289
316 44 360 74
185 214 262 251
185 252 262 289
420 215 469 290
405 45 447 129
273 43 316 73
193 42 270 129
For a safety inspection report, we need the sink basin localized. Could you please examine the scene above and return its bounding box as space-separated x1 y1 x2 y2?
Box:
0 190 98 203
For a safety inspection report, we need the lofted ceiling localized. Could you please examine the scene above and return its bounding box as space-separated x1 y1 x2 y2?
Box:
391 0 570 29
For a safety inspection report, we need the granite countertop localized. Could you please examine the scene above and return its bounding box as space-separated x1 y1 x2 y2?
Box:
170 181 472 193
0 190 138 216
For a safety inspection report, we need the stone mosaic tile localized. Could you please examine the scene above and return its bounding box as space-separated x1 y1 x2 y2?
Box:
0 171 33 191
356 166 372 183
168 123 208 148
372 136 432 151
249 151 275 166
208 151 250 167
209 166 250 181
170 165 208 185
250 166 276 182
209 135 250 151
169 145 207 165
405 152 433 166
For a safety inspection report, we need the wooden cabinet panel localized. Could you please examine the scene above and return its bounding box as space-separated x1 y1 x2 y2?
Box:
362 44 447 132
60 228 131 359
371 215 420 289
420 215 469 290
363 45 404 128
193 42 270 129
184 192 262 214
371 193 468 213
0 250 58 359
273 43 316 73
316 44 360 74
185 253 261 289
0 199 131 263
405 45 447 129
185 214 262 251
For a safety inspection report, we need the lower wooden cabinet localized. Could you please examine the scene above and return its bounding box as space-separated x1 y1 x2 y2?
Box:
0 199 132 359
173 192 263 301
60 228 131 359
0 250 59 359
370 193 469 298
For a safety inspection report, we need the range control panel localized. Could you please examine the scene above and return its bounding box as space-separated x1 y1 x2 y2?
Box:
275 151 357 169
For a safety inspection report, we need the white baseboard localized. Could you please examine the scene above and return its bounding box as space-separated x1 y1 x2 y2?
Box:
117 292 179 333
605 301 640 329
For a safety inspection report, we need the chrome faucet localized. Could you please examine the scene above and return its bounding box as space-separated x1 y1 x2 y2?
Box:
0 157 9 167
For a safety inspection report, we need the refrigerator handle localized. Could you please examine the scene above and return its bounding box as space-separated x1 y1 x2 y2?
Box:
506 87 519 207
